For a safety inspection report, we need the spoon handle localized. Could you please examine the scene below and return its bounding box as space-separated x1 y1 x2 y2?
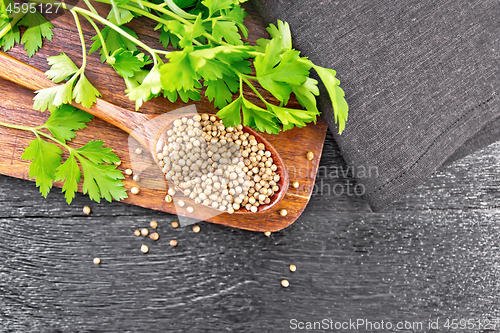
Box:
0 52 151 139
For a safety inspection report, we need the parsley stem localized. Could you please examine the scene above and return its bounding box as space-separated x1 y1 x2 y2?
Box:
83 0 99 15
0 9 25 40
34 129 73 151
71 11 87 71
241 76 269 106
82 14 110 61
0 121 36 132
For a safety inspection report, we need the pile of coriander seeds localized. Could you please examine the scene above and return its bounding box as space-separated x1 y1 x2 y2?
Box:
157 114 280 214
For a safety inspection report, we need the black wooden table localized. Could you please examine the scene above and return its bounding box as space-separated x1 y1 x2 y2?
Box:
1 130 499 333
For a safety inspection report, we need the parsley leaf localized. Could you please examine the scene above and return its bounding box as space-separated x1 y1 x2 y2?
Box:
21 137 62 197
204 74 239 108
241 98 280 134
55 153 81 204
201 0 233 17
90 26 138 61
164 88 201 103
160 48 199 92
72 73 101 108
291 77 320 115
76 140 120 164
212 20 242 45
45 52 79 83
107 5 134 26
0 25 20 52
18 11 54 57
159 26 180 49
313 65 349 133
77 146 127 203
44 105 94 143
109 48 149 78
127 65 163 109
267 103 318 131
217 95 242 127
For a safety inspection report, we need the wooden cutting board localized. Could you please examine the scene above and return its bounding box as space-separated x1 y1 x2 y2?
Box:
0 2 327 232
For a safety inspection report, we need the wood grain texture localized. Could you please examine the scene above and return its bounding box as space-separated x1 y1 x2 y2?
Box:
1 130 500 332
0 2 327 232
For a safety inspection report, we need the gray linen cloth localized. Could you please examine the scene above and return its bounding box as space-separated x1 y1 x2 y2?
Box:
251 0 500 211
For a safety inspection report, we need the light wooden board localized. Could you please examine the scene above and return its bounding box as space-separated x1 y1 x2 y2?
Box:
0 2 327 231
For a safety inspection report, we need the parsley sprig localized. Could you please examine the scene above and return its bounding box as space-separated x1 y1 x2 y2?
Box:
0 105 127 204
1 0 349 133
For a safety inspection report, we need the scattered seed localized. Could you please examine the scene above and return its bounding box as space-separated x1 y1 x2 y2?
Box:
289 264 297 272
280 209 288 216
177 200 185 207
150 232 159 241
192 225 200 233
264 231 271 237
306 151 314 161
135 148 143 154
167 188 176 196
114 160 122 166
133 175 140 182
134 230 141 236
171 221 179 228
141 244 149 253
93 257 101 265
281 279 289 288
186 206 194 213
131 186 140 195
165 194 173 203
125 168 133 175
150 221 158 229
292 181 299 189
83 206 91 215
141 228 149 236
170 239 178 247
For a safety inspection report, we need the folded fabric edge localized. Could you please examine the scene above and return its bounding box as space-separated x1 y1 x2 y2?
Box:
442 115 500 168
362 97 499 211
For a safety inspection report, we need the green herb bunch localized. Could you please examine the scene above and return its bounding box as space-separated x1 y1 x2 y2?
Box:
0 0 349 204
1 0 349 134
0 106 127 203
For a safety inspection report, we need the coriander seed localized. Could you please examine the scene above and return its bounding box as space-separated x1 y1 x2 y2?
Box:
114 160 122 166
165 194 173 203
150 221 158 229
135 148 143 154
141 244 149 253
292 181 299 189
280 209 288 216
93 257 101 265
264 231 271 237
281 279 289 288
306 151 314 161
192 225 200 233
289 264 297 272
125 168 133 175
177 200 185 207
83 206 91 215
150 232 159 241
186 206 194 213
141 228 149 236
133 175 140 182
171 221 179 228
170 239 178 247
134 230 141 236
130 186 140 195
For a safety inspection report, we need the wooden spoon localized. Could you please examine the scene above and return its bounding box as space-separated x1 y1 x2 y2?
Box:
0 51 289 215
